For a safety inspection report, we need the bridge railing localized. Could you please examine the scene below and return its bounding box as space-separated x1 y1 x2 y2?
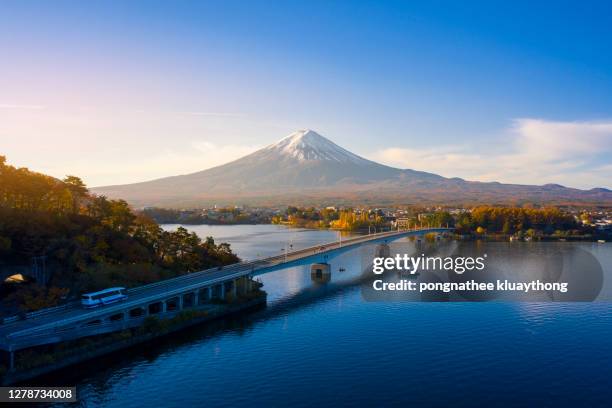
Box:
1 227 451 329
158 226 438 291
1 302 79 326
126 228 414 294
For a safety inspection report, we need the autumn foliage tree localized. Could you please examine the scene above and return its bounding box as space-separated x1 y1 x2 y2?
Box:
0 156 239 313
454 206 579 235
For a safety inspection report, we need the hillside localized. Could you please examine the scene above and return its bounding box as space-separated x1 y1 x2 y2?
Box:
0 156 239 314
92 130 612 207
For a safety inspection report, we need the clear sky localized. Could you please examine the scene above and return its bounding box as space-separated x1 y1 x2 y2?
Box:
1 0 611 189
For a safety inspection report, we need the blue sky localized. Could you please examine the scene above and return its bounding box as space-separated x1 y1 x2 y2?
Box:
1 0 611 188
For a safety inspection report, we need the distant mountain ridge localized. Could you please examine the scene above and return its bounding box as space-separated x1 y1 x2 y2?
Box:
92 130 612 207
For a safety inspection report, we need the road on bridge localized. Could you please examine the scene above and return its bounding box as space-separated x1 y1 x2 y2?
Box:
0 228 451 347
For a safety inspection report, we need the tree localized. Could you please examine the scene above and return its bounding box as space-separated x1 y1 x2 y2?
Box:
502 220 513 235
62 175 88 213
0 155 240 312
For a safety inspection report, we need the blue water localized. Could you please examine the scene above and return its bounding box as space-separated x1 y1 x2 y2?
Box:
161 224 356 261
46 226 612 407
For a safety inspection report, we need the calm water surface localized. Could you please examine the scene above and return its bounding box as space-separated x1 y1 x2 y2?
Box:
161 223 355 261
45 225 612 407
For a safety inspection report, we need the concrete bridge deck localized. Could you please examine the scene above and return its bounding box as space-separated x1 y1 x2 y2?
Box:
0 228 451 353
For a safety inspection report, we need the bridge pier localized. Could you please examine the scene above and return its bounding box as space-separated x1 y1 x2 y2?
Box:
199 287 211 304
0 228 454 354
375 243 391 258
311 263 331 283
236 276 249 296
181 293 191 309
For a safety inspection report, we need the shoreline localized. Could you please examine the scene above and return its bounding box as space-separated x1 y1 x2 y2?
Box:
168 223 608 241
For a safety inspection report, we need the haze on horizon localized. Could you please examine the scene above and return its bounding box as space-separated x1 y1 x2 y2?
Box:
1 1 612 189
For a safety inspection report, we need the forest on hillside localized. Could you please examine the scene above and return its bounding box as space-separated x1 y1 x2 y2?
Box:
0 156 239 314
272 206 387 230
272 205 595 238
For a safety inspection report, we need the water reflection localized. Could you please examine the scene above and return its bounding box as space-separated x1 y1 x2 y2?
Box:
362 241 607 302
35 226 612 408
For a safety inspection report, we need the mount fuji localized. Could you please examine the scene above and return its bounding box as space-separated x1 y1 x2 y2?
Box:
92 129 611 207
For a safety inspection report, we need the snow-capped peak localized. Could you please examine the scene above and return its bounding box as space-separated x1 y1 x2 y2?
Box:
264 129 371 164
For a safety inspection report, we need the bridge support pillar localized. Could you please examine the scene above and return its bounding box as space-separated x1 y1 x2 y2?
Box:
376 244 390 258
232 280 237 298
162 302 167 313
194 290 199 306
311 263 331 283
240 276 250 295
220 283 225 300
178 295 183 310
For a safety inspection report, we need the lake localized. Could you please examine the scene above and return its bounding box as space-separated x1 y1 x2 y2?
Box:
47 225 612 407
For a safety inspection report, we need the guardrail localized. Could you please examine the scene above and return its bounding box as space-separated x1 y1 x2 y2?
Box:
1 302 78 326
125 229 411 295
26 302 75 318
1 228 450 329
4 305 217 350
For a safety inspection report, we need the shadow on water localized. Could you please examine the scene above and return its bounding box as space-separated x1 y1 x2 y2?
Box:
26 266 373 392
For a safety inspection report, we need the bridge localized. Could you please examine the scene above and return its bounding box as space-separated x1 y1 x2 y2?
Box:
0 227 451 368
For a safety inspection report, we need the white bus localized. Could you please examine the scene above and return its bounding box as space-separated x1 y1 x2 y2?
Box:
81 287 128 308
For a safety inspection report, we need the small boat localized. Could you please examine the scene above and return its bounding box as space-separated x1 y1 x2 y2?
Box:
598 240 606 244
339 267 346 272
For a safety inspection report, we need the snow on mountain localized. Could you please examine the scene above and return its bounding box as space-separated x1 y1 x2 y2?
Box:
263 129 372 164
91 129 612 207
